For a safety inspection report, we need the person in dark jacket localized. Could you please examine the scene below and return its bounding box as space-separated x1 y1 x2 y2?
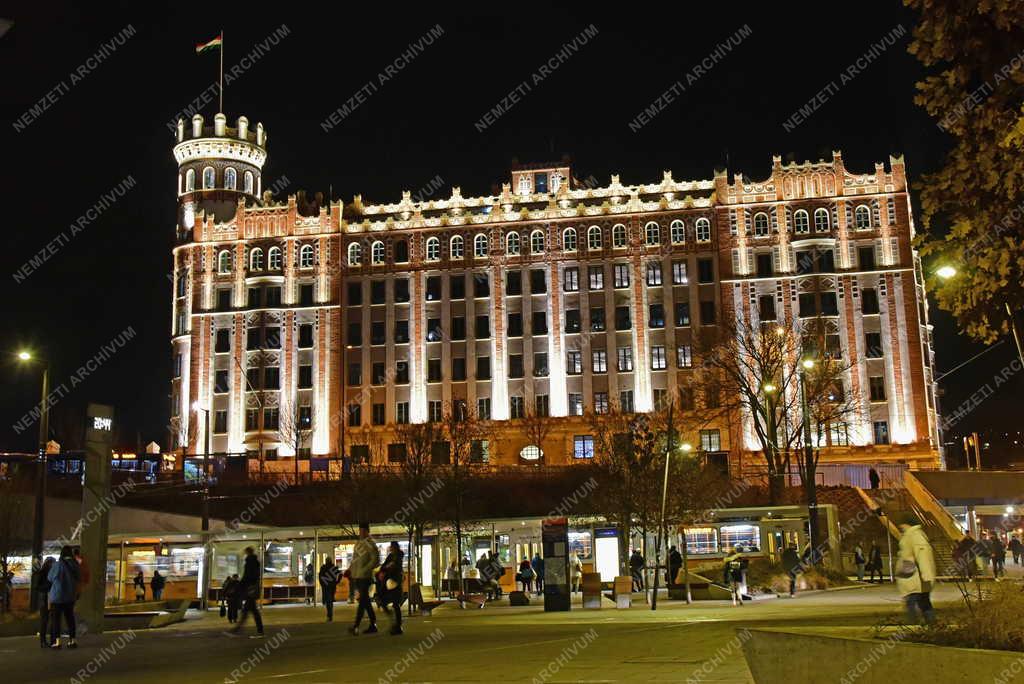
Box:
517 558 534 593
47 546 80 649
989 535 1006 579
34 556 55 648
221 574 240 622
868 468 880 490
629 550 645 591
1010 535 1022 566
230 547 264 637
377 542 404 635
531 553 545 596
781 545 801 596
151 570 166 600
867 542 884 583
133 571 146 601
319 558 340 622
667 546 683 587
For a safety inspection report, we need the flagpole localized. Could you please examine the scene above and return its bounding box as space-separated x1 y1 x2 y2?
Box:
219 29 224 113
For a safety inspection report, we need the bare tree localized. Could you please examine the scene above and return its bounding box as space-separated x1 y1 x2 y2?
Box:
0 479 27 614
437 402 486 596
520 404 557 465
278 398 315 485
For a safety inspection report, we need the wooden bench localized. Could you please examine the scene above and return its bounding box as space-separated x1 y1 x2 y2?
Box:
457 592 486 609
409 583 445 616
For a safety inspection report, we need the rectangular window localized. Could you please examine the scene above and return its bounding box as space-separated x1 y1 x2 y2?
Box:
509 354 524 378
532 310 548 335
426 318 443 342
371 321 386 345
873 421 890 445
568 393 583 416
672 261 688 285
475 315 490 339
214 369 229 394
617 347 633 372
447 316 465 341
395 360 409 384
264 407 279 430
796 250 814 275
862 288 879 314
699 429 721 452
592 350 607 373
865 332 883 358
700 301 716 325
509 396 525 419
474 273 490 298
590 307 606 331
697 258 714 283
347 322 361 346
248 287 261 308
676 345 693 368
588 266 604 290
372 362 386 385
426 276 442 301
535 394 550 417
507 312 523 337
217 288 232 311
214 410 227 434
298 364 313 389
347 404 361 428
619 390 635 413
298 324 314 348
506 271 522 296
449 274 465 300
429 401 443 422
428 358 442 383
394 278 409 302
348 363 361 386
565 309 581 333
533 352 548 377
869 376 887 401
799 293 817 318
675 302 691 327
215 329 230 353
430 441 451 465
530 270 546 294
246 408 259 431
756 253 773 278
394 319 410 344
573 435 595 459
173 353 182 378
648 303 665 328
759 294 777 321
396 402 409 424
350 444 369 463
347 283 362 306
452 357 467 381
651 346 667 370
299 283 314 307
372 403 386 425
594 392 609 414
613 264 630 288
246 367 260 391
246 328 261 351
564 267 579 292
476 356 491 380
858 246 875 270
821 291 839 316
299 405 312 428
470 439 489 463
388 443 407 463
265 287 281 307
264 367 280 390
615 306 632 330
265 326 281 349
474 397 490 420
567 351 583 375
646 262 662 286
371 281 386 304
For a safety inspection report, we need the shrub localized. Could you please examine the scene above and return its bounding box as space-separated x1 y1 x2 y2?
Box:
908 582 1024 651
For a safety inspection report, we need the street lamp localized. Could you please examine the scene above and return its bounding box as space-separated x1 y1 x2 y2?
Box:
192 401 211 610
935 264 1024 366
17 351 49 612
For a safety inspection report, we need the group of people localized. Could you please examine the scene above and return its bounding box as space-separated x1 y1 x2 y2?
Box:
344 523 404 636
852 541 886 583
516 553 544 594
31 546 90 649
214 546 265 638
132 569 166 601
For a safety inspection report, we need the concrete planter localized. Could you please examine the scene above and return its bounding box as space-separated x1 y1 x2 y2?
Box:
741 628 1024 683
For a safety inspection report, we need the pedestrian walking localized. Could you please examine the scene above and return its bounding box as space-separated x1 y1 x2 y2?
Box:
348 523 380 636
230 547 264 638
377 541 404 635
221 574 240 622
151 569 166 600
445 561 458 599
304 562 315 604
989 534 1006 579
781 544 801 596
531 552 545 596
868 467 880 490
1010 535 1022 566
629 549 645 592
569 552 583 593
667 546 683 588
319 557 340 622
853 544 866 581
867 541 884 583
33 556 54 648
133 571 146 601
894 513 937 624
723 546 747 607
47 546 80 649
517 557 534 593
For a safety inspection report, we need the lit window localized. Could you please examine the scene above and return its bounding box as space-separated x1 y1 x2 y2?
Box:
249 248 264 271
506 232 520 255
588 226 602 250
573 435 595 459
474 233 488 258
670 220 685 244
244 171 254 194
855 205 871 229
720 524 760 552
268 246 282 270
517 174 531 196
563 227 577 252
426 236 440 261
672 261 688 284
520 445 543 461
676 345 692 368
450 235 464 259
695 218 711 242
685 527 718 555
699 429 721 452
217 249 232 274
753 212 770 236
814 208 830 232
530 230 545 254
651 346 667 370
612 224 627 248
646 262 662 286
203 166 215 189
224 167 237 190
645 221 660 246
185 169 196 192
371 241 385 265
794 210 810 234
299 244 315 268
348 243 362 266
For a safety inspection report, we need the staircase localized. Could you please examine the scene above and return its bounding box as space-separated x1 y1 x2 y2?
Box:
856 485 961 577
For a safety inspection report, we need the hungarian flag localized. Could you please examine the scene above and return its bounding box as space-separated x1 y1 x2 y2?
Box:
195 33 222 54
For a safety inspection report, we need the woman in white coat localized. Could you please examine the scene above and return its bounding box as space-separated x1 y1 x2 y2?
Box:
893 513 937 624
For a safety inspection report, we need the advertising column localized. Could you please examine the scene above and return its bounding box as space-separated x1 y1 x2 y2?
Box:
541 517 570 612
79 403 115 634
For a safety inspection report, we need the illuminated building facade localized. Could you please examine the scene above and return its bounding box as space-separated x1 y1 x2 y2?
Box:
170 113 940 472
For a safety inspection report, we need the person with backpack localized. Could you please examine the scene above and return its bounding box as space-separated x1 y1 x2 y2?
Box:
133 571 146 601
230 547 264 638
318 558 340 622
517 557 534 593
33 556 55 648
47 546 80 649
221 574 240 622
723 546 747 607
629 549 645 592
348 523 380 636
376 541 404 636
151 570 166 600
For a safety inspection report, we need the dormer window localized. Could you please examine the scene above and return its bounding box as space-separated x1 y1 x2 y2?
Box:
535 172 549 194
550 171 563 193
518 174 531 196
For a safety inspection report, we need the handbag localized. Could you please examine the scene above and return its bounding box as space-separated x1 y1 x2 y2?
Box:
895 559 917 579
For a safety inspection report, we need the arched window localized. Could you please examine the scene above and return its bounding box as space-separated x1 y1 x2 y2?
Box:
695 217 711 242
394 239 409 263
450 235 464 259
268 246 282 270
203 166 215 190
753 212 770 236
794 210 810 234
562 227 577 252
645 221 661 246
670 220 685 244
550 171 563 193
612 224 627 248
530 229 545 254
519 445 543 462
517 174 531 196
185 169 196 192
371 241 385 264
249 248 264 271
814 208 830 232
299 244 315 268
855 205 871 229
244 171 254 194
425 237 440 261
217 249 232 274
505 231 520 255
474 233 488 258
224 167 237 191
347 243 362 266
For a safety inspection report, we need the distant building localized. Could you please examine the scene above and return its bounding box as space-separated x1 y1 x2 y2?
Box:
169 112 940 474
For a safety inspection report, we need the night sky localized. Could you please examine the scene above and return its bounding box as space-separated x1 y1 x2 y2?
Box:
2 2 1020 456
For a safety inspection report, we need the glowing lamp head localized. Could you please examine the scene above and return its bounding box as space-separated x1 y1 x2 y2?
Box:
17 351 31 361
802 359 815 370
680 443 693 453
936 265 957 280
763 383 777 393
774 327 786 337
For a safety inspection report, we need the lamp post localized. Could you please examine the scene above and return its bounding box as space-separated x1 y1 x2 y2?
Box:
18 352 49 612
798 358 820 565
192 401 211 610
651 401 679 611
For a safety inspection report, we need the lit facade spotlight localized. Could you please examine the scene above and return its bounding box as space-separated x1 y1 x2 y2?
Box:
680 443 692 453
18 351 32 361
